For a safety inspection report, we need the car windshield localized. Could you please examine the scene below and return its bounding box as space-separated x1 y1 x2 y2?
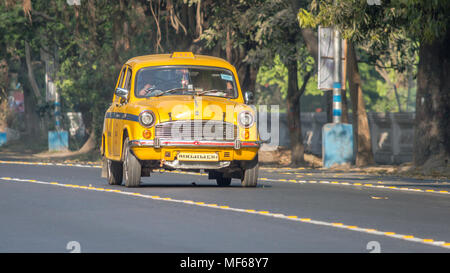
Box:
135 66 238 98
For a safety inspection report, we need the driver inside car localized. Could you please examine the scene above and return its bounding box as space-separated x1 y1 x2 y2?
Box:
138 83 155 96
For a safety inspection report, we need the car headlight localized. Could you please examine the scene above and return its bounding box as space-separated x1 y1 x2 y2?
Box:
139 110 156 128
238 111 255 128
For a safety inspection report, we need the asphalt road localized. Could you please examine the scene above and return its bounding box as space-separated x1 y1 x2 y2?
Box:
0 159 449 253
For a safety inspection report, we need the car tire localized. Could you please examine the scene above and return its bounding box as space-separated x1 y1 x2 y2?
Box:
106 158 123 185
123 137 142 187
241 163 258 187
216 176 232 187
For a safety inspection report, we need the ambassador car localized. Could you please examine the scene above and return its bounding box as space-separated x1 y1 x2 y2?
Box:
101 52 260 187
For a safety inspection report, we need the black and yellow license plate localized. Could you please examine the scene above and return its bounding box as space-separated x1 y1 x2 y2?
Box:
177 152 219 162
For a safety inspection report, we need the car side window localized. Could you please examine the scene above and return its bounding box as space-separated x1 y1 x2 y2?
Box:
124 67 132 91
113 67 127 103
117 66 127 89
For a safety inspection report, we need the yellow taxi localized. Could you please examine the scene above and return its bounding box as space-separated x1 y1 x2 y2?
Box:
101 52 260 187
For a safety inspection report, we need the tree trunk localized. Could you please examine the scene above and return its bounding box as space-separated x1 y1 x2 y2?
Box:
18 57 41 137
77 125 97 154
300 28 318 64
341 89 349 123
22 81 41 136
393 83 402 112
286 60 304 166
24 41 42 103
237 64 258 93
226 26 232 63
346 42 374 166
414 29 450 167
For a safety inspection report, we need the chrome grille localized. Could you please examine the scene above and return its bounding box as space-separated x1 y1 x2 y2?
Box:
155 120 237 140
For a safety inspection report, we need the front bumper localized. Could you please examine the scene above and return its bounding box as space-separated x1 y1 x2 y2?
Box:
129 139 261 149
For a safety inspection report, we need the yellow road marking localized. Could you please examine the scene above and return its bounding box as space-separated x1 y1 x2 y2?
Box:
255 177 450 196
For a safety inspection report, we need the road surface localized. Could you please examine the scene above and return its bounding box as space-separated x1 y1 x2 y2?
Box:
0 159 449 253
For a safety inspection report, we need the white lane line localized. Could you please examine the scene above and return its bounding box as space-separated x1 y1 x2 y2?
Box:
259 178 450 196
1 176 449 251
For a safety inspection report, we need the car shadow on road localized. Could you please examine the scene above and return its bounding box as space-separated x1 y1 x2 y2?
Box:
138 183 270 189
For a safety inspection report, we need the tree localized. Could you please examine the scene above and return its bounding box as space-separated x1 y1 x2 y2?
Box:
242 0 315 166
198 0 262 92
346 41 374 166
299 0 450 168
0 0 160 148
0 1 48 136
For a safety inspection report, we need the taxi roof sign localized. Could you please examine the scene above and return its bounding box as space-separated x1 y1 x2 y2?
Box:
171 52 195 59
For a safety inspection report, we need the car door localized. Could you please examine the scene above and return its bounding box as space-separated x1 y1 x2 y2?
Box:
113 66 132 157
108 65 127 159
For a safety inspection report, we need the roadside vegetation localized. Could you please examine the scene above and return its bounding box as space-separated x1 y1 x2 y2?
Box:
0 0 448 173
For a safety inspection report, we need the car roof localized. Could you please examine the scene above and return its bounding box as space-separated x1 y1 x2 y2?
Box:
125 53 235 72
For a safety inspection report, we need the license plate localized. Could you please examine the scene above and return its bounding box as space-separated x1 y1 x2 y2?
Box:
177 152 219 162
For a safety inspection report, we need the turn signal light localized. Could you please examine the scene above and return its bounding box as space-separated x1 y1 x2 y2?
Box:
242 130 250 140
143 130 152 139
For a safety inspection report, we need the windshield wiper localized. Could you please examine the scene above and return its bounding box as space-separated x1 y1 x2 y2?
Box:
195 89 233 98
152 87 191 97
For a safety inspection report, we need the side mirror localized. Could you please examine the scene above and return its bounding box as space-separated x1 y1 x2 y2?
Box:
244 91 254 105
115 87 129 101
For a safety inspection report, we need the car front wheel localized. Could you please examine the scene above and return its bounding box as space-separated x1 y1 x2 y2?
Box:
241 162 258 187
123 137 142 187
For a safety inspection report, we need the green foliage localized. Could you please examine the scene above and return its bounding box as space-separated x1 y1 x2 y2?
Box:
0 0 160 139
298 0 427 113
299 0 448 70
302 0 450 42
256 54 321 108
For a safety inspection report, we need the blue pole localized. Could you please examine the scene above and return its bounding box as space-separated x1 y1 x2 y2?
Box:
333 27 342 124
55 92 61 131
